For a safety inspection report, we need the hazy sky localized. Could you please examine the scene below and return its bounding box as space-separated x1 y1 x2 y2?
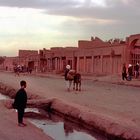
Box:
0 0 140 56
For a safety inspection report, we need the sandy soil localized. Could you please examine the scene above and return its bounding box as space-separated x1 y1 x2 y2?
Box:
0 101 53 140
0 71 140 139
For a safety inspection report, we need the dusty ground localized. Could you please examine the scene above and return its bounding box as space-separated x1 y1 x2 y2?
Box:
0 71 140 139
0 101 52 140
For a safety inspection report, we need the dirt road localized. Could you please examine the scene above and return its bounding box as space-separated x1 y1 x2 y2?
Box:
0 71 140 130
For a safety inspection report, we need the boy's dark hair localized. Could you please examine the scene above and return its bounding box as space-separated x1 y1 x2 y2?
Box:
20 80 26 87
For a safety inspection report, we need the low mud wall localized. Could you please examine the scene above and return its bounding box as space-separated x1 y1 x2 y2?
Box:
51 99 140 140
0 82 140 140
0 82 41 99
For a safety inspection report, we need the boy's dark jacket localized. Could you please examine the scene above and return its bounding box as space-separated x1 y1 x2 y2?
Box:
13 88 27 109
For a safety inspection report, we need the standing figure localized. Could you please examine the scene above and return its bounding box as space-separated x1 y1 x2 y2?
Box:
13 80 27 127
64 65 72 91
29 68 32 74
128 64 133 81
122 63 127 80
135 63 139 78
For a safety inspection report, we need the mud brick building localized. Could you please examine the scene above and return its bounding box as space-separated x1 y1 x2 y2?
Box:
39 47 78 73
1 34 140 75
39 34 140 75
18 50 39 72
0 57 18 71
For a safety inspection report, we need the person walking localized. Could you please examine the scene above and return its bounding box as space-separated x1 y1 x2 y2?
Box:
122 63 127 80
128 64 133 81
64 65 72 91
13 80 27 127
135 63 139 78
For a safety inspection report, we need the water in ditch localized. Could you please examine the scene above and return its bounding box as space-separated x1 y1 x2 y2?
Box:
25 109 107 140
0 93 107 140
0 93 9 99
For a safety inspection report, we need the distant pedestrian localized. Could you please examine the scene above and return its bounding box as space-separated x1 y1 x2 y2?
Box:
6 66 8 71
29 68 32 74
13 80 27 127
135 63 139 78
14 66 19 76
122 63 127 80
128 64 133 81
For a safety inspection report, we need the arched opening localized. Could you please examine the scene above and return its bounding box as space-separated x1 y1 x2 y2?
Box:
130 39 139 49
28 61 34 70
129 38 140 70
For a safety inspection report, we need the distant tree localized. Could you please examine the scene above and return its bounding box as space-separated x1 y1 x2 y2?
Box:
0 57 5 65
108 38 113 44
108 38 125 44
91 36 94 41
114 38 124 43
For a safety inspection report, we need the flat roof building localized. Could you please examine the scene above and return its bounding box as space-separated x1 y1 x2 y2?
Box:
39 34 140 75
2 34 140 76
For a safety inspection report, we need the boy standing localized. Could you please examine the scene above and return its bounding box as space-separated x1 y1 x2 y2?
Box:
13 80 27 127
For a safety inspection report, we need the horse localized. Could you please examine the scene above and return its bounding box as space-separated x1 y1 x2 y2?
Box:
73 73 81 91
